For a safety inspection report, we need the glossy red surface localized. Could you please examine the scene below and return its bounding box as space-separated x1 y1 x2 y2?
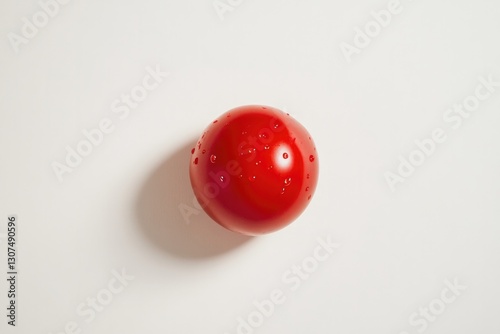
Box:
189 105 319 235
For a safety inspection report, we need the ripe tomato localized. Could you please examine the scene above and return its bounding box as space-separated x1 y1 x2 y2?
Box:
189 105 319 235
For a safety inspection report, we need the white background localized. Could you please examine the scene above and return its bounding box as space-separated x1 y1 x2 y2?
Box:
1 0 500 333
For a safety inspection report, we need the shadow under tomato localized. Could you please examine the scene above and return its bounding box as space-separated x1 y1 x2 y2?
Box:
135 139 253 259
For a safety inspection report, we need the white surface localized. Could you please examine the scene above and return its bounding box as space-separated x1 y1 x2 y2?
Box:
1 0 500 333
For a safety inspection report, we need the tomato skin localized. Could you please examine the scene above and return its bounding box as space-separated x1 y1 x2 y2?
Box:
189 105 318 236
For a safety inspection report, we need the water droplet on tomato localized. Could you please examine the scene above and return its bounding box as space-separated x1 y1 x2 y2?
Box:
210 155 217 163
191 148 195 154
194 158 199 165
309 155 315 162
283 152 289 159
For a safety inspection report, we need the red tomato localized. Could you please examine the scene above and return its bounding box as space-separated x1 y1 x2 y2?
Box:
189 105 319 235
